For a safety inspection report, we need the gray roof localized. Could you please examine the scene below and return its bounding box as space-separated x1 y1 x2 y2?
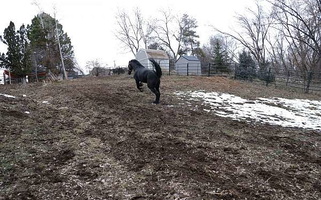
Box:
181 55 199 61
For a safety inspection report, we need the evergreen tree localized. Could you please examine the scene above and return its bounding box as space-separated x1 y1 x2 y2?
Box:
211 36 230 73
27 15 47 73
0 13 76 82
28 13 75 75
179 14 200 56
0 22 32 81
235 50 256 81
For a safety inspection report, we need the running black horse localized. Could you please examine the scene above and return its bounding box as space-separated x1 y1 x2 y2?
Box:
128 58 162 104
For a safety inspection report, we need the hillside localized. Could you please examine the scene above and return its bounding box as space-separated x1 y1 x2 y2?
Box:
1 75 320 199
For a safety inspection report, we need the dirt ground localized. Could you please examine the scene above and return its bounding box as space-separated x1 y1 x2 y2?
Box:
0 75 320 200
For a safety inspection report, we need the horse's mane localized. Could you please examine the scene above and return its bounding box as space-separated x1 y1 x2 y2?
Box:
129 59 145 68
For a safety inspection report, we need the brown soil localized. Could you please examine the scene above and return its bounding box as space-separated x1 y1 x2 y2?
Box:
1 75 320 199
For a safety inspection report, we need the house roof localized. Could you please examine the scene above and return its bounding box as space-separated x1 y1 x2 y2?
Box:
140 49 169 60
181 55 200 61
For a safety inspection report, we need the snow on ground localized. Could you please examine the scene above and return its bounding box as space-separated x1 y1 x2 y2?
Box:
0 93 51 115
1 90 320 131
176 91 321 131
0 93 16 98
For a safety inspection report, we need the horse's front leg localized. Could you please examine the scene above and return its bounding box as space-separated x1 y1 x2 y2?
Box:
136 79 143 92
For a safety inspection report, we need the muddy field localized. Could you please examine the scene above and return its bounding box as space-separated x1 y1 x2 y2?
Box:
1 75 321 199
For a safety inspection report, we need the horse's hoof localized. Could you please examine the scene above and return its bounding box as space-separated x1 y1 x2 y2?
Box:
153 101 160 104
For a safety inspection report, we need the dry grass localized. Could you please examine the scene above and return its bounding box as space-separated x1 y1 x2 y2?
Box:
0 75 320 199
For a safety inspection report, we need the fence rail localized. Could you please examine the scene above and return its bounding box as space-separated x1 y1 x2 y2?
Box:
173 63 235 76
273 69 321 93
169 63 321 94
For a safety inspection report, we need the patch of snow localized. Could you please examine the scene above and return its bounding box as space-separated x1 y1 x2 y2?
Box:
0 93 16 99
176 91 321 131
58 107 68 110
42 101 50 104
24 111 30 114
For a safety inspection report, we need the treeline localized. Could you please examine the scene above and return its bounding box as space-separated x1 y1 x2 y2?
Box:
0 12 80 83
115 9 237 76
115 0 321 88
217 0 321 90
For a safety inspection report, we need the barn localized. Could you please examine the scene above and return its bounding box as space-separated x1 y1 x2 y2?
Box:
135 49 169 72
175 55 201 75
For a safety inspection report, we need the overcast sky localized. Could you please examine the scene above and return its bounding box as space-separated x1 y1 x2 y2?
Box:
0 0 255 73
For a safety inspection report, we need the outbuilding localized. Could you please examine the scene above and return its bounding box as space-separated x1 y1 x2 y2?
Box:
175 55 201 75
135 49 169 72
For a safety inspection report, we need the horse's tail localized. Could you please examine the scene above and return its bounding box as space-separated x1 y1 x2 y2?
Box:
149 58 162 78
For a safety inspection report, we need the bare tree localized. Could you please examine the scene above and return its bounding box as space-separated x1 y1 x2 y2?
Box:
115 8 154 56
268 0 321 92
266 32 289 73
153 9 180 60
214 1 273 76
53 8 67 80
85 59 108 76
269 0 321 72
153 10 200 61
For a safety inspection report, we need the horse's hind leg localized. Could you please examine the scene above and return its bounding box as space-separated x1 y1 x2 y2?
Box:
136 79 143 92
148 86 160 104
155 90 160 104
156 81 161 103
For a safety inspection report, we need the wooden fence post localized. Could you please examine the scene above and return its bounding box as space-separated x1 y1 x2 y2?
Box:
286 70 290 86
305 71 313 93
266 68 271 87
187 63 189 76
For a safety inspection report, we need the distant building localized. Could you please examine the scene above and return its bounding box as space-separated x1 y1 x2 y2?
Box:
89 67 111 77
135 49 169 72
175 55 201 75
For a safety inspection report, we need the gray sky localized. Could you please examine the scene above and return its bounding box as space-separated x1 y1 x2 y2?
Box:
0 0 255 72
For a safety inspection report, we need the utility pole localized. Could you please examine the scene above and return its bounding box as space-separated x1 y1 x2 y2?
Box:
54 9 68 80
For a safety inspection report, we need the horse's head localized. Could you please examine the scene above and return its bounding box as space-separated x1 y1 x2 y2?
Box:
128 59 144 75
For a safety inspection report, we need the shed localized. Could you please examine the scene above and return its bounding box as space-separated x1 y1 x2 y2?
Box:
135 49 169 72
175 55 201 75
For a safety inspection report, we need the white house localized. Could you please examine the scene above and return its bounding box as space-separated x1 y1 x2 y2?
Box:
175 55 202 75
135 49 169 72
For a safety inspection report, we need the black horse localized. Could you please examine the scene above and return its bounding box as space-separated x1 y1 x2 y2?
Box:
128 58 162 104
